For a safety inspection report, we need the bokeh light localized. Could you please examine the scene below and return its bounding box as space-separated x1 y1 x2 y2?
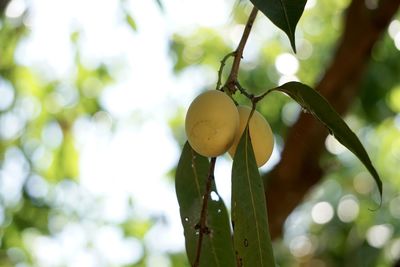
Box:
311 201 334 225
275 53 299 75
337 195 359 223
325 134 347 155
353 172 374 195
289 234 315 258
366 224 393 248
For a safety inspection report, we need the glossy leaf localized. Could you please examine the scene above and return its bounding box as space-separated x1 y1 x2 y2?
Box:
275 81 382 199
175 142 236 267
232 127 275 267
250 0 307 52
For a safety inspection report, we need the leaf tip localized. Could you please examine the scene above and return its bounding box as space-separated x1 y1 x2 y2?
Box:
289 37 297 54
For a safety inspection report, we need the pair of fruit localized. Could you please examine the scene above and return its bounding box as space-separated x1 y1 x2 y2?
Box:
185 90 274 167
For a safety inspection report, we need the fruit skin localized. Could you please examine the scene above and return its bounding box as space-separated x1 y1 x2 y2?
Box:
228 106 274 167
185 90 239 157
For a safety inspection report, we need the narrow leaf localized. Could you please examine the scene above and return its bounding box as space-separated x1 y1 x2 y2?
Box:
232 127 275 267
250 0 307 52
154 0 164 11
175 142 236 267
275 81 382 200
125 14 138 32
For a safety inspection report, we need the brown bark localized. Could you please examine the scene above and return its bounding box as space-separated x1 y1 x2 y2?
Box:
265 0 400 239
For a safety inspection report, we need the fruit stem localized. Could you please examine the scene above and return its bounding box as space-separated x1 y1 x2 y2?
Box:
193 157 217 267
253 88 275 103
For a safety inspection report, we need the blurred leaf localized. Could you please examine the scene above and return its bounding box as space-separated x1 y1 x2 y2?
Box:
345 241 381 267
175 142 235 267
12 197 50 234
46 130 79 182
169 29 231 72
275 81 382 200
122 219 153 239
125 14 138 32
250 0 307 52
232 127 275 266
154 0 164 11
2 223 22 248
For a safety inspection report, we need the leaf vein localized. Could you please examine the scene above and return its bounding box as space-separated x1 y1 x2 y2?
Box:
245 131 264 266
190 149 202 200
278 0 292 39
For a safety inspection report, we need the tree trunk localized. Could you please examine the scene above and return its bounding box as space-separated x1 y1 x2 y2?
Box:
265 0 400 240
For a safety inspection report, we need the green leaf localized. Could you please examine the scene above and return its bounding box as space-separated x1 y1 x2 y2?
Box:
250 0 307 52
175 142 236 267
275 81 382 200
232 127 275 267
125 14 138 32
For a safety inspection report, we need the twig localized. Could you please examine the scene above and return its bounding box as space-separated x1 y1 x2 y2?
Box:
225 6 258 93
216 52 235 91
253 88 275 103
235 81 254 100
193 157 217 267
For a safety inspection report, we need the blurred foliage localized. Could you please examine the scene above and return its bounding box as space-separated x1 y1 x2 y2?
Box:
169 0 400 266
0 2 168 266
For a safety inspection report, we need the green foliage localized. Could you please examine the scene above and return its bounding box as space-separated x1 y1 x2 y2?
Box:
359 35 400 122
170 28 232 72
275 82 382 200
250 0 307 52
175 142 235 267
232 127 275 266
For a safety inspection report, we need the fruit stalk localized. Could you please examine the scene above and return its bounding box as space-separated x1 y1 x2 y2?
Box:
193 157 217 267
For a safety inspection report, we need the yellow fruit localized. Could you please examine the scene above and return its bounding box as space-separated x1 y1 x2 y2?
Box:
228 106 274 167
185 90 239 157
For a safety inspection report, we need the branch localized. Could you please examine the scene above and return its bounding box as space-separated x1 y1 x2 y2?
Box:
193 157 216 267
193 7 258 265
216 52 235 90
225 6 258 93
265 0 400 239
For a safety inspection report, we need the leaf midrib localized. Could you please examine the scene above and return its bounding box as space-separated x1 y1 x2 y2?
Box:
278 0 292 38
190 149 202 199
244 131 264 266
